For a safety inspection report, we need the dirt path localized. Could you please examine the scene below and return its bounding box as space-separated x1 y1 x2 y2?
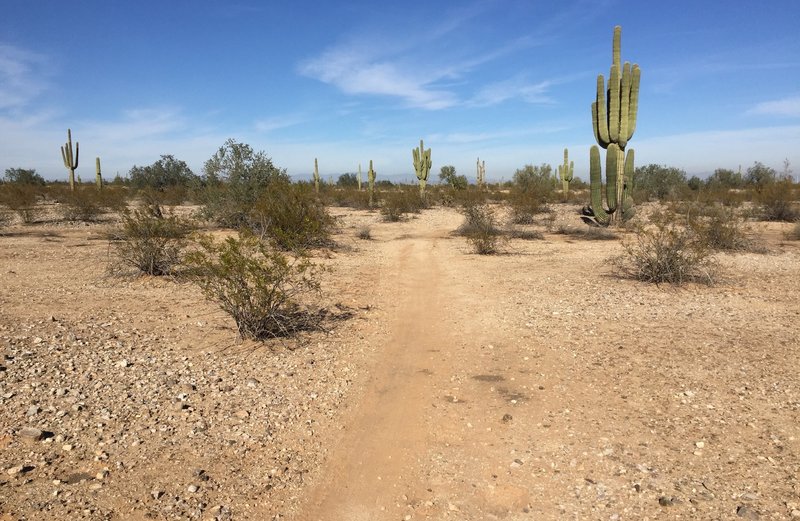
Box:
299 229 450 520
295 222 563 520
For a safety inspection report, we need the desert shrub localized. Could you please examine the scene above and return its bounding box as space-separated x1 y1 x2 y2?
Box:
687 205 755 251
61 187 104 221
4 168 45 185
614 215 717 285
96 186 129 214
128 155 199 191
508 228 544 240
458 204 504 254
380 189 426 222
199 139 290 227
184 233 323 340
786 221 800 241
0 184 43 223
507 190 550 224
756 180 799 222
324 187 371 209
357 227 372 240
109 206 193 276
634 164 688 201
249 182 334 250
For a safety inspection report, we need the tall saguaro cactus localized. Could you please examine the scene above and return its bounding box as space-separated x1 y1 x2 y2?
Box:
313 158 320 193
367 160 376 207
412 139 432 195
95 157 103 189
61 129 79 192
357 163 362 191
558 148 574 200
476 157 486 187
586 25 641 225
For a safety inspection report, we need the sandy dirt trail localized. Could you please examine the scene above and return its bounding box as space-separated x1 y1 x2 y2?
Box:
295 220 563 521
298 230 450 520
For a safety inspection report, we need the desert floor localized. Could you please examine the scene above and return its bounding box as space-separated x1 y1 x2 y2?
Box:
1 203 799 520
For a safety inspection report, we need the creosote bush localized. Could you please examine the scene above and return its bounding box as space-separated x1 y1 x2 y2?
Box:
250 182 334 251
184 233 323 340
757 180 799 222
458 204 505 254
0 184 43 223
380 189 427 222
109 206 193 276
614 213 718 285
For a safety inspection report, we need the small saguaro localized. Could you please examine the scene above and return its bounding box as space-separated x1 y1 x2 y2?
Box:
61 129 79 192
367 160 376 207
558 148 573 200
313 158 320 193
95 157 103 189
412 139 432 195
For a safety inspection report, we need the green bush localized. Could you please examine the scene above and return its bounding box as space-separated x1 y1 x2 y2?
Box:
109 206 193 276
184 233 323 340
250 182 334 250
614 214 717 285
199 139 290 227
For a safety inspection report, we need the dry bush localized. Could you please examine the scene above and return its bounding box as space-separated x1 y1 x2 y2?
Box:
184 233 323 340
757 181 800 222
614 214 718 285
109 206 193 276
785 221 800 241
356 227 372 240
380 189 427 222
458 204 505 254
324 187 371 209
61 187 105 221
506 190 550 225
0 184 43 223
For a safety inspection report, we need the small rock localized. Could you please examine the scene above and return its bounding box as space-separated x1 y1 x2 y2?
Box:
25 405 40 417
233 410 250 420
89 483 102 491
658 496 674 507
502 414 513 423
116 359 130 368
62 444 73 451
736 504 760 519
19 427 44 440
695 441 705 449
151 489 164 500
790 509 800 518
187 484 199 493
510 458 523 468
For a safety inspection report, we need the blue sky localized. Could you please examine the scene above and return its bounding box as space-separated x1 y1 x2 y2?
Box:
2 0 799 182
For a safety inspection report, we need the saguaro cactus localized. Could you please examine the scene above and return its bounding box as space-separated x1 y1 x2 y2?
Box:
60 129 79 192
412 139 432 195
585 25 640 225
313 158 320 193
358 163 362 191
367 160 376 207
558 148 573 200
95 157 103 189
476 157 486 187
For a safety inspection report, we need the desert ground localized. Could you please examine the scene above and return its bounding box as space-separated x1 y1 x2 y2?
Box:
1 203 799 520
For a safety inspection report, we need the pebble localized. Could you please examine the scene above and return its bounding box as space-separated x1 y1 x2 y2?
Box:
187 484 199 493
25 405 40 417
19 427 44 440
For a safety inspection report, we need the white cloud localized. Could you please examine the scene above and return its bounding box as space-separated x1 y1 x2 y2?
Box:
748 96 800 118
298 47 458 110
469 77 555 107
0 44 49 112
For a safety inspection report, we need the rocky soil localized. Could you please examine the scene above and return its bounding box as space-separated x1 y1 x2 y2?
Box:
1 202 799 520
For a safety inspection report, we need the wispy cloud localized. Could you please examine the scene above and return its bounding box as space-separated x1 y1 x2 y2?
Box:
298 46 458 110
0 44 49 112
253 113 307 133
469 76 555 107
747 96 800 118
